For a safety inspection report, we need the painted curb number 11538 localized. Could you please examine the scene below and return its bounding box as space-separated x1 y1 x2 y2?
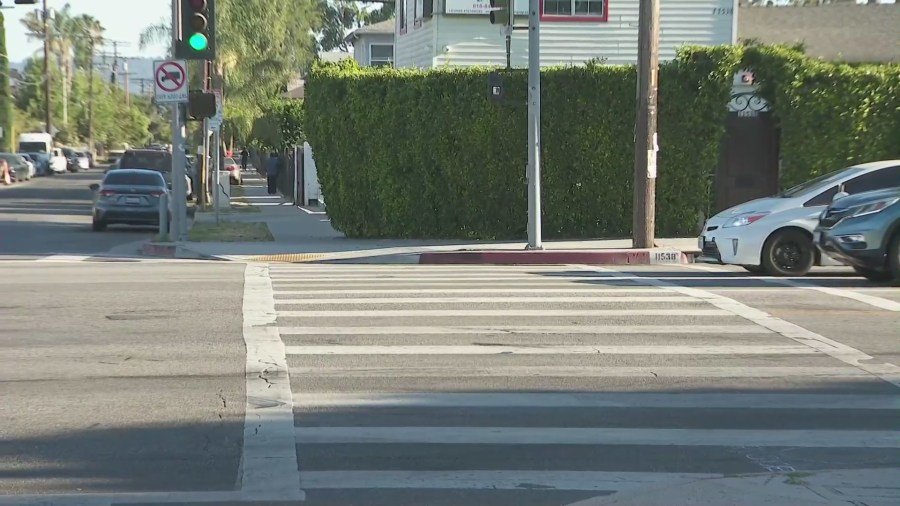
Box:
713 7 734 14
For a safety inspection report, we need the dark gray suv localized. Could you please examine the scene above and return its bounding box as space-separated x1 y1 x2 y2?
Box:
816 187 900 284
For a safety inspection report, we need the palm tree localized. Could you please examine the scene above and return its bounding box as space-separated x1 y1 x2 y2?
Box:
72 15 105 71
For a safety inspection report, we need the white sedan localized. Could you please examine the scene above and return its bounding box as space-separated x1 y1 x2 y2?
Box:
698 160 900 276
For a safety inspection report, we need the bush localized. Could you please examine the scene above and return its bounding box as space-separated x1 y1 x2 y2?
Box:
743 45 900 188
305 49 740 239
303 45 897 240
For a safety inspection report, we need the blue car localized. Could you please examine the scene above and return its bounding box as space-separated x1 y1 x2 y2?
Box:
90 169 169 231
816 187 900 284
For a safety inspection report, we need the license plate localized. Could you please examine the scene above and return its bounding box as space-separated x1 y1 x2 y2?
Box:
698 236 705 250
125 196 141 205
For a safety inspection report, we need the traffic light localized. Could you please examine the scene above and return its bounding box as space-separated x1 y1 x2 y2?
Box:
175 0 216 60
187 90 216 120
489 0 512 26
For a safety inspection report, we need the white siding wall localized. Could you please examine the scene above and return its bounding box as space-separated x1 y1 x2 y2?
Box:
422 0 735 67
395 0 438 68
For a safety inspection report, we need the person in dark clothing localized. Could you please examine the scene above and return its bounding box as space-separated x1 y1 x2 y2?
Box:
265 152 279 195
240 148 249 171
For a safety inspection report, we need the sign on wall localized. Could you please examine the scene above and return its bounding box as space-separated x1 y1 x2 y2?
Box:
445 0 527 15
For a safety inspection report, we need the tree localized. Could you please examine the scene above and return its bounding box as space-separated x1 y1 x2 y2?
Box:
0 12 14 152
140 0 323 144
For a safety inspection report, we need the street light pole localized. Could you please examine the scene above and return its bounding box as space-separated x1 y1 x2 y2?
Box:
526 0 542 250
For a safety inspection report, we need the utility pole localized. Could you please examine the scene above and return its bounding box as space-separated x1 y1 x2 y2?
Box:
123 61 130 107
526 0 542 250
632 0 659 248
42 0 51 134
87 37 95 154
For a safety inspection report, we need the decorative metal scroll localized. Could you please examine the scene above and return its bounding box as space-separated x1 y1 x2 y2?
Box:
727 91 772 117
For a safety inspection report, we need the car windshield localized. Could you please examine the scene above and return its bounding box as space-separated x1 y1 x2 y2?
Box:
18 142 47 152
103 172 164 186
118 151 172 172
779 167 863 198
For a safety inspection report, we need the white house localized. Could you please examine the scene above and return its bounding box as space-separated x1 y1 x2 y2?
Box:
394 0 738 68
346 19 396 67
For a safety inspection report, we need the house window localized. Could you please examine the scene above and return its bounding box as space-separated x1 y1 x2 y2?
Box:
542 0 607 21
370 44 394 67
415 0 424 27
399 0 407 33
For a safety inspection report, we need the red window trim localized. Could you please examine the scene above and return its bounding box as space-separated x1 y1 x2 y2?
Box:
539 0 609 22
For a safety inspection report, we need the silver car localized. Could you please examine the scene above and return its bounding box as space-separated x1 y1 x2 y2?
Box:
90 169 169 231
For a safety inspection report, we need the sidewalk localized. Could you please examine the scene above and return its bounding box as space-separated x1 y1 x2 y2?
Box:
565 468 900 506
149 173 700 264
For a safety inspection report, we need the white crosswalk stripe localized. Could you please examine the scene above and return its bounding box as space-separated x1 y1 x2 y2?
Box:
267 264 900 501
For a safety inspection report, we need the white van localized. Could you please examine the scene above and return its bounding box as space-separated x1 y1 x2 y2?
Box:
18 133 67 174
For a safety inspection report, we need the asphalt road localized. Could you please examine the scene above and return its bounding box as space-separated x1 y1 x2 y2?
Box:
0 261 246 495
1 176 899 505
0 170 155 260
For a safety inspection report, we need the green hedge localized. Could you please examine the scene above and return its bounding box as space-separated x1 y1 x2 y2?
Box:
305 47 740 239
743 45 900 188
303 45 897 240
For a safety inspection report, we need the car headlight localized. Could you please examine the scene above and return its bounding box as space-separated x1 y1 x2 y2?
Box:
722 212 770 228
849 198 899 217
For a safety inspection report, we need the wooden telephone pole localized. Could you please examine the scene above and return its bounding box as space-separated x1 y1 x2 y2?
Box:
632 0 659 249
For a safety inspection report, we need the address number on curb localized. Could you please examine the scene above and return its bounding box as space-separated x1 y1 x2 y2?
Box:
650 250 683 264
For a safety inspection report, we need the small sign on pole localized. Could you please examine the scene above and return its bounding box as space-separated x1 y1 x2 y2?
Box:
153 60 189 104
209 89 224 130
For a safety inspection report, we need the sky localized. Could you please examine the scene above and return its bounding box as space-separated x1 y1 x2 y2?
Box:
5 0 171 64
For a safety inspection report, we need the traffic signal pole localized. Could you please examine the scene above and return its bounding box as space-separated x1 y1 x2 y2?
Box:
170 0 188 240
526 0 542 250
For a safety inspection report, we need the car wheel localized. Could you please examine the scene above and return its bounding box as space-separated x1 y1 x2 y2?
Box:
889 233 900 287
761 229 814 276
741 265 764 274
853 266 893 283
92 220 107 232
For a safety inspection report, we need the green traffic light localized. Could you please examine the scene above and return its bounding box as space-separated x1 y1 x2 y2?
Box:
188 33 209 51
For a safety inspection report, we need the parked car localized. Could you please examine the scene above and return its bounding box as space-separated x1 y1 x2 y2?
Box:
115 148 193 200
48 148 68 174
0 153 33 181
61 147 79 172
698 160 900 276
815 187 900 284
89 169 169 231
18 154 37 180
75 151 91 171
224 157 242 185
20 152 49 175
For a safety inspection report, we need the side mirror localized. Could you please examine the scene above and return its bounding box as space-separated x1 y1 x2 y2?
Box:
89 183 100 191
833 191 850 202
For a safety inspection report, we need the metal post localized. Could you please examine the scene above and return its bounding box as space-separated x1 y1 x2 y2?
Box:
158 191 169 239
632 0 659 249
42 0 51 134
170 0 187 240
526 0 542 250
213 128 220 224
87 38 95 155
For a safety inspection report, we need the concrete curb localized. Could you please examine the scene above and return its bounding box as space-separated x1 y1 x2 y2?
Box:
139 241 225 261
419 248 696 265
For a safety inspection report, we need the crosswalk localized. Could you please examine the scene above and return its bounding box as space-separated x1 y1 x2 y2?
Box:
264 264 900 505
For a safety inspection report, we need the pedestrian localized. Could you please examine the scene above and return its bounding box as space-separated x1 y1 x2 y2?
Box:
265 152 279 195
240 147 249 171
1 159 10 185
